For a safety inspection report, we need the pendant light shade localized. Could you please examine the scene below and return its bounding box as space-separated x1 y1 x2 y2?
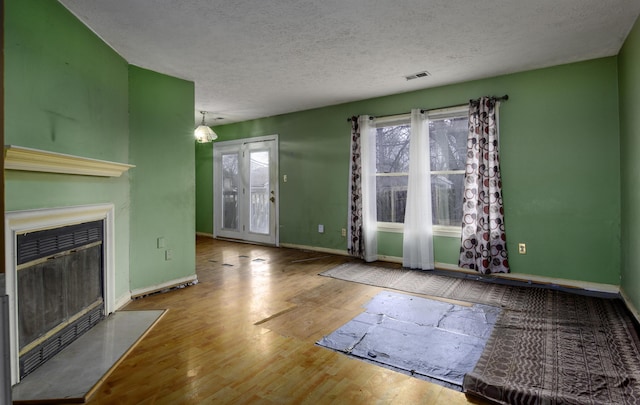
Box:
195 111 218 143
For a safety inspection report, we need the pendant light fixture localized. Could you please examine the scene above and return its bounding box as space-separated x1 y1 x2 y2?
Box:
194 111 218 143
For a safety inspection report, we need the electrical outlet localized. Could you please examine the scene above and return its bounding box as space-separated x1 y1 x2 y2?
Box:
165 249 173 261
157 237 165 249
318 224 324 233
283 174 288 183
341 228 347 237
518 243 527 255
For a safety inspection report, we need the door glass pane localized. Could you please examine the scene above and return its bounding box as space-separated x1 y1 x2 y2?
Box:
249 150 269 234
222 153 239 230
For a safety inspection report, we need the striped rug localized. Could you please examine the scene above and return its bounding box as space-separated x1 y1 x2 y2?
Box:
320 263 640 405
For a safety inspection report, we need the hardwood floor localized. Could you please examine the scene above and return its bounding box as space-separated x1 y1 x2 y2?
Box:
85 237 489 404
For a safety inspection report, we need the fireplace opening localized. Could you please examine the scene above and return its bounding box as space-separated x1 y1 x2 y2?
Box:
16 220 105 378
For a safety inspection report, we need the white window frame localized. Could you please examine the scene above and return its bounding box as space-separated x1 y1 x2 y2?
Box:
374 106 468 238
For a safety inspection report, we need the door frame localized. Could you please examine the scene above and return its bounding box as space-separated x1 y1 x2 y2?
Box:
212 134 279 246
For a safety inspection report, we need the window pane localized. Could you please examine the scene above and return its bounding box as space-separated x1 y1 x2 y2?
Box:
222 153 239 230
376 176 407 223
429 116 468 171
376 124 410 173
431 173 464 227
249 150 269 235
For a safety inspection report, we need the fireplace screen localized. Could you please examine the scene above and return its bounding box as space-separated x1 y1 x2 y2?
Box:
16 220 105 378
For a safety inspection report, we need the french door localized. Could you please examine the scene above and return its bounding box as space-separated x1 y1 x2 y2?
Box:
213 135 279 245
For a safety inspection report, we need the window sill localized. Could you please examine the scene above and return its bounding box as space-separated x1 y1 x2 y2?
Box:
433 226 462 238
377 223 404 233
377 223 461 238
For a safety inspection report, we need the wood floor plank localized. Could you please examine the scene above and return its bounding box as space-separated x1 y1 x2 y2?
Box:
81 237 488 404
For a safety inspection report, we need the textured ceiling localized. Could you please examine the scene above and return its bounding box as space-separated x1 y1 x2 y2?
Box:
59 0 640 126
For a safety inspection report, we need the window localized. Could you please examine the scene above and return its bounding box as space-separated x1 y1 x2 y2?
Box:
375 117 410 224
375 106 468 236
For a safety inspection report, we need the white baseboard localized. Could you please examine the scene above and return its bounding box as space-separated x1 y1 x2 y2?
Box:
377 255 403 264
114 293 132 312
372 255 619 294
279 243 349 257
434 262 619 294
195 238 638 323
130 274 199 299
209 237 620 295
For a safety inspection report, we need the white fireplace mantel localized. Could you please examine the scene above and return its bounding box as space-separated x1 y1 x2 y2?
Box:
4 145 135 177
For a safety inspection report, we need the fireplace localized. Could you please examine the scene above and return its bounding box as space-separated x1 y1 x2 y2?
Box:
4 204 116 385
17 220 105 378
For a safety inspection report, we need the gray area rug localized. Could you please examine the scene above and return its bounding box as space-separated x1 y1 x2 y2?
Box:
320 262 520 307
317 291 500 390
321 263 640 405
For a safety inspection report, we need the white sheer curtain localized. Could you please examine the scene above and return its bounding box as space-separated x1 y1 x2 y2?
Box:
359 115 378 262
402 109 434 269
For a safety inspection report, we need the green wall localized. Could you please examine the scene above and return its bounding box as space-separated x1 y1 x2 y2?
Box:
378 233 460 265
620 16 640 309
5 1 196 297
128 66 196 290
4 0 131 299
195 142 214 233
197 57 621 285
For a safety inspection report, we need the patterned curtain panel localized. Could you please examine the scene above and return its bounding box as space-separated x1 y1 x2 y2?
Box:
347 115 377 261
347 116 364 258
459 97 510 274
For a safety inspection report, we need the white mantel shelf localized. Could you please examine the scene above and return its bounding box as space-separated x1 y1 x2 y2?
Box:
4 145 135 177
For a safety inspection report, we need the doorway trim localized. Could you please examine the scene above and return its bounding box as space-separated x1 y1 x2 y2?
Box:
212 135 279 246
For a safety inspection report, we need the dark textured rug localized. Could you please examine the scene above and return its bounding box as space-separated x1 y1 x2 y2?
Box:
320 263 640 405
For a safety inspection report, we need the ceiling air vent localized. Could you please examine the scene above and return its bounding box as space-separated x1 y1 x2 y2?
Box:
405 71 430 81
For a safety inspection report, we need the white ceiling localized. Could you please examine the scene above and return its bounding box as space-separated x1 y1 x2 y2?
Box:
59 0 640 126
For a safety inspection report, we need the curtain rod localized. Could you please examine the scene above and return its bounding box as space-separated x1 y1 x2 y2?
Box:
347 94 509 122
